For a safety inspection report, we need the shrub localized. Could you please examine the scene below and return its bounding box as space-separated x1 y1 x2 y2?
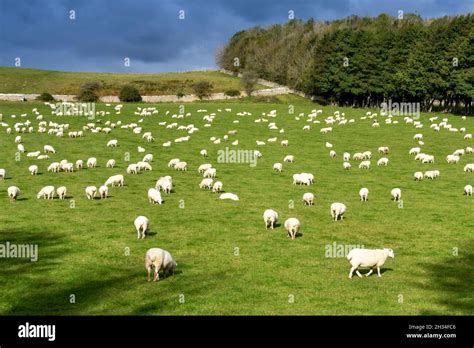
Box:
241 70 259 97
176 91 185 99
119 85 142 102
192 80 213 100
36 92 55 102
77 89 99 102
225 89 241 97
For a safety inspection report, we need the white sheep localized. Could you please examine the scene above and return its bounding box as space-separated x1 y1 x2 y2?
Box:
127 164 138 174
263 209 278 229
143 154 153 162
107 139 118 147
85 186 97 200
87 157 97 168
212 181 223 193
76 160 84 169
199 178 213 190
106 159 116 168
284 155 294 163
330 202 346 221
219 193 239 201
284 218 300 240
359 188 369 201
168 158 180 168
175 161 188 171
303 192 314 205
273 163 283 172
414 171 423 181
359 160 371 169
464 185 473 196
343 152 350 162
347 248 395 278
56 186 67 200
44 145 56 153
281 140 289 146
28 165 38 175
7 186 20 201
464 164 474 172
47 162 60 173
137 161 152 171
135 216 149 239
37 186 55 199
377 157 389 166
203 167 216 178
391 188 402 202
198 164 213 173
145 248 177 281
148 188 163 204
343 162 351 170
409 147 421 155
99 185 108 199
105 174 124 187
200 149 208 157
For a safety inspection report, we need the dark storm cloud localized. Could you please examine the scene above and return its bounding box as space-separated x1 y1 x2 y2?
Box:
0 0 471 72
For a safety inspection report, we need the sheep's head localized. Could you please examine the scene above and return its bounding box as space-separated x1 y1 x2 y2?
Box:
386 249 395 258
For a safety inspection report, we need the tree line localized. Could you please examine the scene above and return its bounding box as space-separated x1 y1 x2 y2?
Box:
217 14 473 114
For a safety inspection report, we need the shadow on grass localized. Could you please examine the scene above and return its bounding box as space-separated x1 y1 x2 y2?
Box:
415 240 474 315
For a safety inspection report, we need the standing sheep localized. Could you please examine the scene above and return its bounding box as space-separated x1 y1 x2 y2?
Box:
135 216 150 239
347 248 395 278
87 157 97 168
330 202 346 221
464 185 473 196
359 188 369 201
0 169 6 180
302 192 314 206
391 188 402 202
263 209 278 230
56 186 67 200
85 186 97 200
99 185 108 199
29 165 38 175
145 248 177 281
37 186 55 199
148 188 163 204
273 163 283 172
212 181 223 193
7 186 20 201
284 218 300 240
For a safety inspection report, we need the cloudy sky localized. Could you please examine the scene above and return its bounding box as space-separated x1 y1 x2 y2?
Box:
0 0 472 73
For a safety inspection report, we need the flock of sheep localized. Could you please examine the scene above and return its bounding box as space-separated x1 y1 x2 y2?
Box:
1 103 472 280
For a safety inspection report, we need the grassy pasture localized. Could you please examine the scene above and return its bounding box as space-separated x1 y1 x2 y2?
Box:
0 96 472 315
0 67 265 96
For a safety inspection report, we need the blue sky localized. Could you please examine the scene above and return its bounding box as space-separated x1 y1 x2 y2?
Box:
0 0 472 73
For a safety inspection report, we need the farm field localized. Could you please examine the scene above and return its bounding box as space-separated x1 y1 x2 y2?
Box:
0 96 472 315
0 67 265 96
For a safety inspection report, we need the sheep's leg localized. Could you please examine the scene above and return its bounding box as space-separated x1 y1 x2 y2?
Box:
365 268 374 277
355 270 363 278
349 266 357 279
147 267 151 282
377 267 382 277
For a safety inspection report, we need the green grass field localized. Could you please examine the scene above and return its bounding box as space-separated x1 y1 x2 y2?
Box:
0 96 472 315
0 67 264 96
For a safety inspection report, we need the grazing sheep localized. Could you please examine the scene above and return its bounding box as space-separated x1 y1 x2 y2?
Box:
148 188 163 204
303 192 314 206
47 162 60 173
143 154 153 162
292 173 311 186
281 140 289 146
347 248 395 278
330 202 346 221
414 172 423 181
156 176 173 192
464 185 473 196
7 186 20 201
198 163 213 173
263 209 278 229
424 171 436 180
212 181 223 193
284 218 300 240
105 174 124 187
85 186 97 200
106 159 116 168
76 160 84 169
219 193 239 201
135 216 149 239
378 146 389 154
200 149 208 157
127 164 138 174
329 150 336 158
199 178 213 189
175 161 188 171
409 147 421 155
203 167 216 178
107 139 118 147
29 165 38 175
343 162 351 170
352 153 364 161
37 186 55 199
137 161 152 171
414 134 423 141
343 152 351 162
56 186 67 200
377 157 389 166
273 163 283 172
44 145 56 153
284 155 294 163
359 160 371 169
464 164 474 172
99 185 108 199
359 188 369 201
87 157 97 168
145 248 177 281
391 188 402 202
446 154 460 164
